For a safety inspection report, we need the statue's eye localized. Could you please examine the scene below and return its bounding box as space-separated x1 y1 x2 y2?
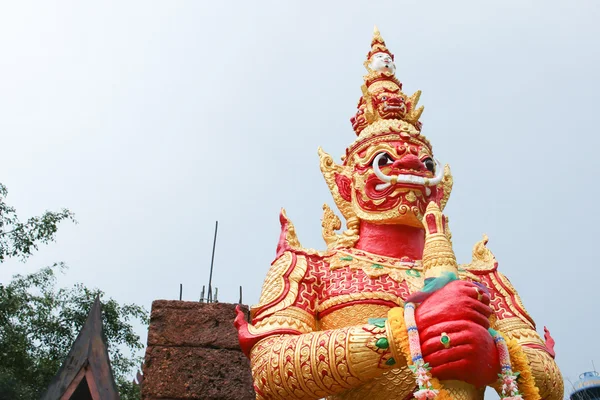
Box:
375 153 394 167
382 96 387 100
423 158 435 173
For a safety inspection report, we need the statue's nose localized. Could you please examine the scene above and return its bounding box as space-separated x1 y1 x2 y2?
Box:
392 155 424 171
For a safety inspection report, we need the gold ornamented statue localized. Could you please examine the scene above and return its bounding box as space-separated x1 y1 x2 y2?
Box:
235 27 563 400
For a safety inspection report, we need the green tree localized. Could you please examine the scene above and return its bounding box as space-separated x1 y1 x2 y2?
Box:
0 183 148 399
0 265 148 399
0 182 75 263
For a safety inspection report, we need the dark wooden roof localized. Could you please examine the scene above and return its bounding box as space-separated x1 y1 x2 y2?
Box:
40 296 120 400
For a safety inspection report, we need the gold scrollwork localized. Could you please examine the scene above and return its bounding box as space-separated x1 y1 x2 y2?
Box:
318 292 404 315
252 252 309 320
319 147 356 222
439 164 453 211
251 306 317 335
322 203 343 249
489 272 535 329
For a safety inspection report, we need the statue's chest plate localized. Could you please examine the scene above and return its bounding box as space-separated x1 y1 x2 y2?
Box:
316 264 422 321
322 266 411 299
318 249 426 313
316 265 414 329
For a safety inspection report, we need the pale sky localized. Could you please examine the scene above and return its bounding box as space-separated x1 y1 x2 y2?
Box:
1 1 599 398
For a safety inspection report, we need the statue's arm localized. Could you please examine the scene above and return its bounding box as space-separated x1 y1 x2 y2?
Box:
235 251 404 399
248 323 398 399
478 270 564 399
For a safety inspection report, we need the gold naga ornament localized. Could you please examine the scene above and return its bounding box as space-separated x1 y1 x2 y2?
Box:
235 26 563 400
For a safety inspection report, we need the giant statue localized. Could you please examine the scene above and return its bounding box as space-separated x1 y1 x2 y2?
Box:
235 27 563 400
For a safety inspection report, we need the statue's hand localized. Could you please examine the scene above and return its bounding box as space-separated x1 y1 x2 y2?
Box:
415 280 500 387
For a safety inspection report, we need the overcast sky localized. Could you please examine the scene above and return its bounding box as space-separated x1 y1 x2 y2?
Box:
1 1 598 397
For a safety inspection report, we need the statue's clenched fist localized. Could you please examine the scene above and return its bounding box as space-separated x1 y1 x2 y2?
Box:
415 280 500 388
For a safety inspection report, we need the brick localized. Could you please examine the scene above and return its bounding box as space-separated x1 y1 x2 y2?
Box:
142 346 254 400
147 301 248 350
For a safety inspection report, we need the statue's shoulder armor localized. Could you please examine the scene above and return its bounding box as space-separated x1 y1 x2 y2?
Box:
462 235 536 328
250 250 309 321
250 210 324 323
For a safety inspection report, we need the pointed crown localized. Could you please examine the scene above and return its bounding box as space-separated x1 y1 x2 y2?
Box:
367 26 394 60
346 27 428 164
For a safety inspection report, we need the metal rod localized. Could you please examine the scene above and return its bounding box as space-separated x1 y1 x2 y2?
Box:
200 285 205 303
207 221 219 303
239 286 243 304
179 284 182 301
214 287 219 303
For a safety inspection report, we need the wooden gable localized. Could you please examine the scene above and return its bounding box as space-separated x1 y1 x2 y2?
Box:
41 296 119 400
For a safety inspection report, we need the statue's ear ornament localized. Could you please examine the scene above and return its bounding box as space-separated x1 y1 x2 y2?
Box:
318 147 355 220
318 148 360 248
439 164 453 211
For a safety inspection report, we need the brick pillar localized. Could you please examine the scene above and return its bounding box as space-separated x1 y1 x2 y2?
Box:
141 301 255 400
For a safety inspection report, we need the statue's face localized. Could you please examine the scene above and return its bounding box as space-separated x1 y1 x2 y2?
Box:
348 138 441 227
369 52 396 74
371 88 407 120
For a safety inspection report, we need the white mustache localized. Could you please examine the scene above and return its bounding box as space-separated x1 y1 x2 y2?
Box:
372 152 443 194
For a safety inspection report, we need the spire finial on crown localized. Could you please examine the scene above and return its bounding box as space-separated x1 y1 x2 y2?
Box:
367 25 393 61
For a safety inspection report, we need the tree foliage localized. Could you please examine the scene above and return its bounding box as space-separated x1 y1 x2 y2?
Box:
0 183 148 399
0 264 148 399
0 183 76 263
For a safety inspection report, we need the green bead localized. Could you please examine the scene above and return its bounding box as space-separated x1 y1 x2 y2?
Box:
340 256 353 261
371 264 384 269
385 357 396 366
405 269 421 277
441 335 450 345
375 338 389 349
369 317 387 328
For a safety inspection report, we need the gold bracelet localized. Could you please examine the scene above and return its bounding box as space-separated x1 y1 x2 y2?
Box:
386 307 410 364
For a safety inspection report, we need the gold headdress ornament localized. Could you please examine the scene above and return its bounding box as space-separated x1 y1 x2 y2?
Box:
318 28 454 248
347 26 427 163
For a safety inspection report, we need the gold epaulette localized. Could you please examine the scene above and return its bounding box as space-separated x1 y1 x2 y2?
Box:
250 251 309 322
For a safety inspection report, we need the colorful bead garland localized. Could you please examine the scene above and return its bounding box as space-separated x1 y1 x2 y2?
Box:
403 302 441 399
490 329 524 399
402 303 525 399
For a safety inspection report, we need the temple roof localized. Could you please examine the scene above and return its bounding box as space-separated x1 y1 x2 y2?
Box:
40 296 119 400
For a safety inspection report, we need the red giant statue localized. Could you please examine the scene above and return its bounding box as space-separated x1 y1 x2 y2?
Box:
235 27 563 400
